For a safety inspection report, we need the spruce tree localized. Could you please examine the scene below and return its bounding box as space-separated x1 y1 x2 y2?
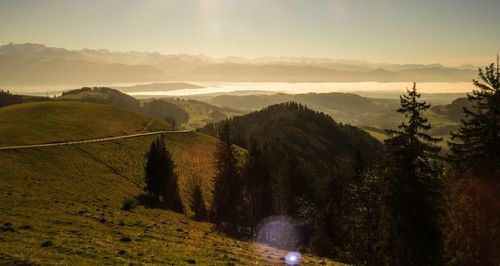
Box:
190 182 207 221
381 83 443 266
212 122 241 232
144 136 182 211
245 141 272 234
449 57 500 176
144 136 167 200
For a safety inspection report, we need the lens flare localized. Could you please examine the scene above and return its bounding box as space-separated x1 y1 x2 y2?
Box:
285 252 301 265
255 216 301 250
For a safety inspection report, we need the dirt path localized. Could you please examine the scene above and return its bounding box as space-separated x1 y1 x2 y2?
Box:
0 130 192 151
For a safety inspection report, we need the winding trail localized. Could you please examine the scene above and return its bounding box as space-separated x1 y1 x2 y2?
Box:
0 130 192 151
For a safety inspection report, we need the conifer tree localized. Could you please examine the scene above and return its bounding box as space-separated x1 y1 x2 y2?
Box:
190 182 207 221
144 136 182 211
245 141 273 234
212 122 241 232
381 83 443 266
449 57 500 176
347 168 382 266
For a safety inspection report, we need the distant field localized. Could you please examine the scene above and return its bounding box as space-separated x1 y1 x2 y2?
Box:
157 98 245 129
364 129 388 142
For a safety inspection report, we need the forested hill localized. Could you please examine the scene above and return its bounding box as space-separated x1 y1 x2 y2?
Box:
202 102 383 164
201 102 384 259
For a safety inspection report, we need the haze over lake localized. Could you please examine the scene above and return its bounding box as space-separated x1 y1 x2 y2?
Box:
125 81 475 97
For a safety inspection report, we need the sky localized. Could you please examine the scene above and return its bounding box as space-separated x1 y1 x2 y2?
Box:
0 0 499 66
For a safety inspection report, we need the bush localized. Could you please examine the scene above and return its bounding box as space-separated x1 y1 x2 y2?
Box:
122 197 136 211
120 236 132 242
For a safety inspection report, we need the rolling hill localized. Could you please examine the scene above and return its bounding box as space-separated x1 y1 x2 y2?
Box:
142 99 190 128
155 98 246 129
430 97 472 122
55 87 241 129
211 92 377 114
202 102 383 164
57 87 142 112
0 101 171 146
0 101 339 265
208 92 463 143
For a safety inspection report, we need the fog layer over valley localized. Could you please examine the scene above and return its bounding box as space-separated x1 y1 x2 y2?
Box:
0 43 479 93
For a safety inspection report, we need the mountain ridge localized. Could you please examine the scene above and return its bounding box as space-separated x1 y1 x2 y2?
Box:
0 43 477 88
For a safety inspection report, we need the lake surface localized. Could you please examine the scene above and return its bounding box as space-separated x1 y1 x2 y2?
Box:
126 82 474 97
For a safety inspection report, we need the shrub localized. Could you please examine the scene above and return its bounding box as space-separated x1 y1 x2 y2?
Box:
122 196 136 211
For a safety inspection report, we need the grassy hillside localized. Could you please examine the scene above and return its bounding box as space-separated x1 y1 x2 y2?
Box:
0 102 339 265
0 101 171 146
54 88 242 129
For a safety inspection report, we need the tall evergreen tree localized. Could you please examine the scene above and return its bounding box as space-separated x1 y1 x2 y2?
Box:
245 141 273 235
144 136 182 211
449 57 500 176
381 83 443 265
212 122 241 232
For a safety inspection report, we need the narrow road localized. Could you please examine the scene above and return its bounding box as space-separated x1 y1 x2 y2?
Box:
0 130 192 151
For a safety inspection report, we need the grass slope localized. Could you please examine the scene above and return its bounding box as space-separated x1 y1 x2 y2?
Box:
0 102 339 265
0 101 171 146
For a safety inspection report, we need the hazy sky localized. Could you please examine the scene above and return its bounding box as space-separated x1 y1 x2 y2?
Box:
0 0 499 66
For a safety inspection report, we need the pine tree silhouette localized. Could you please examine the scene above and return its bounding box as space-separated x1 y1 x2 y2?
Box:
245 141 272 234
449 57 500 176
144 136 182 211
381 83 443 266
212 122 241 232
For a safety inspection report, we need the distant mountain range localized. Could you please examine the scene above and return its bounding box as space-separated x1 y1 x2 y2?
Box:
0 43 479 88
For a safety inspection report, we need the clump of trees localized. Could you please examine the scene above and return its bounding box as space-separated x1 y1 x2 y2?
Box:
0 89 24 107
143 136 182 212
142 99 189 129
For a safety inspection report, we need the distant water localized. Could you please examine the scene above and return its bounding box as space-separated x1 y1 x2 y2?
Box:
125 82 474 97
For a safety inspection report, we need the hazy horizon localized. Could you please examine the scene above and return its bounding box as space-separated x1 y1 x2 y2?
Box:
1 0 499 66
0 41 491 68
